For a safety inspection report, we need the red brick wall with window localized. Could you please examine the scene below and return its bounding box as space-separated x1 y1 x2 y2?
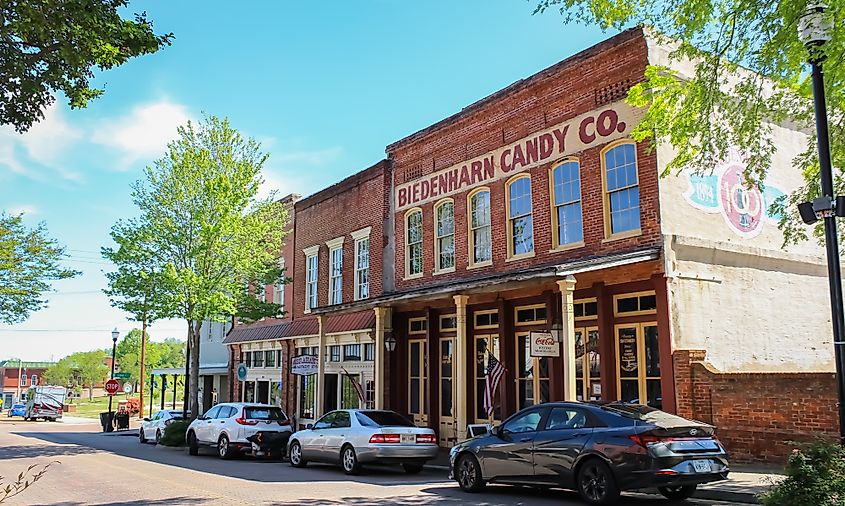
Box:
387 28 660 292
292 161 389 317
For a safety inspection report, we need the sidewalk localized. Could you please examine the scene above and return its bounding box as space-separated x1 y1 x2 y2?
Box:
425 450 782 504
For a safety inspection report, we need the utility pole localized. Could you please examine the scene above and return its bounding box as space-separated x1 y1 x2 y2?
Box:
139 297 148 419
15 358 22 402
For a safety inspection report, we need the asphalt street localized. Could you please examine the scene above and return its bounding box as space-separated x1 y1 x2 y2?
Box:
0 418 741 505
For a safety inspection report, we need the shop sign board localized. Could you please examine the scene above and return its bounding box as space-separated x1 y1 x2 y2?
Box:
291 355 319 376
529 331 560 358
237 363 248 381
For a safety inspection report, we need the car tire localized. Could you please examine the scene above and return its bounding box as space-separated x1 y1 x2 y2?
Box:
455 454 485 493
139 428 147 444
658 485 697 501
288 441 307 468
218 434 233 460
341 445 361 475
187 431 199 456
155 430 162 445
402 463 424 474
576 458 620 505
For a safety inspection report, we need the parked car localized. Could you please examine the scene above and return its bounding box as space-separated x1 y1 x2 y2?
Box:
7 403 25 418
186 403 292 459
287 409 439 475
140 410 185 444
449 402 729 505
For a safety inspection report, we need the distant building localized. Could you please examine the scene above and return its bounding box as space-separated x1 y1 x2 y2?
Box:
0 360 55 406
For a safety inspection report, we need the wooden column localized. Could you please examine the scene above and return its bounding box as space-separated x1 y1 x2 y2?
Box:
316 315 326 417
653 274 676 413
557 276 577 401
453 295 469 440
373 306 389 409
425 307 439 433
596 282 616 401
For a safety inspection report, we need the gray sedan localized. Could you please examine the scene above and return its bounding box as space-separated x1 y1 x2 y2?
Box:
287 409 439 475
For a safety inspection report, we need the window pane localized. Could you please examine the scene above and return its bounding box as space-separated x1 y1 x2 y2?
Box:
644 325 660 377
473 225 492 263
617 327 638 378
558 202 583 245
616 296 638 314
436 202 454 236
410 378 421 414
512 215 534 255
509 178 532 218
471 191 491 227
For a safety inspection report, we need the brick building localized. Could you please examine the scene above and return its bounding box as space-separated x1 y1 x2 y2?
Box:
225 27 835 461
1 360 54 406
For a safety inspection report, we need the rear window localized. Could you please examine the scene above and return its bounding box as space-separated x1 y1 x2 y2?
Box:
356 411 416 427
244 407 286 421
601 403 705 427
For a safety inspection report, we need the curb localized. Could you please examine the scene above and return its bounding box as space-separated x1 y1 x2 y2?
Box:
423 463 759 504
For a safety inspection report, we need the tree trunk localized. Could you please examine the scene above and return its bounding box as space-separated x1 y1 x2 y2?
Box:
189 320 202 420
88 386 93 401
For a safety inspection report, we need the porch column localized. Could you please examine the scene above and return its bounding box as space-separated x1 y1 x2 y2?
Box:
453 294 469 440
316 315 327 417
373 306 390 409
557 276 578 401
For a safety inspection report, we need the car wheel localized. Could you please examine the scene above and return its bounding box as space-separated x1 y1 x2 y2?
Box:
455 454 485 493
155 430 162 444
289 441 307 468
341 445 361 475
187 431 199 456
218 434 233 460
402 463 424 474
658 485 697 501
139 428 147 444
576 458 620 505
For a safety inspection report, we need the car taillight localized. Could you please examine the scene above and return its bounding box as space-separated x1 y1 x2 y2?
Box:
416 434 436 444
628 434 665 448
369 433 401 444
235 417 258 426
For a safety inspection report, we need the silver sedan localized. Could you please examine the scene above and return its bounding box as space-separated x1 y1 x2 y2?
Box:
287 409 439 475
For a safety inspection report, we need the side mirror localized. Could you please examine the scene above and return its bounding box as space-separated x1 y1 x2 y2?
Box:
495 426 505 438
306 423 313 430
143 418 150 422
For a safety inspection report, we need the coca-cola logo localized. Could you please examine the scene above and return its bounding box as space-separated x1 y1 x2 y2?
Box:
534 336 556 346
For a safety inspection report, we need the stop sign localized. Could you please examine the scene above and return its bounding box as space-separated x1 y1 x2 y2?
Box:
104 379 120 396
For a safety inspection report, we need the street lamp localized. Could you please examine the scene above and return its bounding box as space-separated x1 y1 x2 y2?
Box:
107 328 119 427
797 3 845 444
384 334 397 352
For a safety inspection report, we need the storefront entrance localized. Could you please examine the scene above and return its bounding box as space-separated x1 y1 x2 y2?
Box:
616 322 661 408
438 337 455 445
408 338 427 425
515 332 550 410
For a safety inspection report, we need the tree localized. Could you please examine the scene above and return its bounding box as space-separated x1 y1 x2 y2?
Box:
0 213 78 324
1 0 173 132
156 338 186 368
115 329 162 389
42 359 73 387
103 115 287 419
535 0 844 246
44 351 108 399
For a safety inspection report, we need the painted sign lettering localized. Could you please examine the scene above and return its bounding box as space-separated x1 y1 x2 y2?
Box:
395 101 643 211
529 330 560 358
291 355 319 376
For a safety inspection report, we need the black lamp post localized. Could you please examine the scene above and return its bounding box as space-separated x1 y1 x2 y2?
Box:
107 328 119 423
797 3 845 444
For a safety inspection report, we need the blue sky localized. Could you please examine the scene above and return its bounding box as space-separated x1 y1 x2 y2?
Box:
0 1 614 360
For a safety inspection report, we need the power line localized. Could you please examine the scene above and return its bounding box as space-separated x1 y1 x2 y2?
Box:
0 328 187 333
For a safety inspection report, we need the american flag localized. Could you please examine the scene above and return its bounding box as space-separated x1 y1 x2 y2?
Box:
483 354 505 418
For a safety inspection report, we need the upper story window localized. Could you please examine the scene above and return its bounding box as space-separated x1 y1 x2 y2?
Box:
253 350 264 367
304 246 319 312
352 227 371 301
603 142 641 238
408 317 427 334
328 345 341 362
507 176 534 258
273 258 285 313
265 350 276 368
468 188 492 267
405 209 423 278
363 342 375 361
327 237 344 306
343 344 361 361
551 160 583 248
31 375 37 386
19 374 26 386
574 298 598 320
434 199 455 273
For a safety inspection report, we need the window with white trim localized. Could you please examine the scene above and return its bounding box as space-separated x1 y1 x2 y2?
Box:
469 189 492 265
329 246 343 305
552 160 583 247
507 176 534 257
355 237 370 300
273 258 285 313
305 251 318 311
604 143 641 236
435 200 455 272
31 375 37 386
406 209 423 277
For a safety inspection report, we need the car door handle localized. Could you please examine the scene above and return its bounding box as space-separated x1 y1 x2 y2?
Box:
519 437 532 442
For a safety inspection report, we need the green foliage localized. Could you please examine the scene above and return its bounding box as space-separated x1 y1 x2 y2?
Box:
0 462 58 504
0 0 172 132
159 419 190 447
103 115 288 418
535 0 845 247
760 438 845 506
42 351 108 399
0 213 78 324
114 329 185 386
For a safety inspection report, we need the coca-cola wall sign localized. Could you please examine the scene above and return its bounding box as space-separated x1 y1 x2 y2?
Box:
529 331 560 357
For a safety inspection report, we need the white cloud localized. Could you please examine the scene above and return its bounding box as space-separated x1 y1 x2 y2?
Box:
0 103 80 182
8 204 38 216
92 100 192 167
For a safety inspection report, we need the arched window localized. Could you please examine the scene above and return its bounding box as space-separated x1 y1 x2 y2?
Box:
405 209 423 277
468 188 492 266
603 142 641 237
506 175 534 258
551 160 583 248
434 200 455 272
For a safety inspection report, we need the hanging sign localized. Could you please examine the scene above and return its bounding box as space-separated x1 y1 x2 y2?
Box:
529 331 560 358
291 355 319 376
237 363 248 381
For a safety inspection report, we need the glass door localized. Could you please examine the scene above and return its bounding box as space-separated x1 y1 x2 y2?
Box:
615 323 661 408
408 339 427 425
515 332 550 410
439 337 455 445
474 334 500 423
575 327 601 401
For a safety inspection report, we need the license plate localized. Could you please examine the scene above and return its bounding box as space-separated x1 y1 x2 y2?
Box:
691 460 711 473
401 434 415 444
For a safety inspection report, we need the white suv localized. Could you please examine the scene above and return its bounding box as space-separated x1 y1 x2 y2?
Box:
186 403 292 459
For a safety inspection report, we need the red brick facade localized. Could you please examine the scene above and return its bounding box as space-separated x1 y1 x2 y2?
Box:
674 349 839 463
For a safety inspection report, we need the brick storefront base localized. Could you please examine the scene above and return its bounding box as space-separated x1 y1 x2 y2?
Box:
674 349 839 464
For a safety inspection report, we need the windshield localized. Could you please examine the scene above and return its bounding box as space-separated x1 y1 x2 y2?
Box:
356 411 415 427
244 407 286 421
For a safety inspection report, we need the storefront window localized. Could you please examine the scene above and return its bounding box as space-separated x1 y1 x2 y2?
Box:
244 381 255 403
616 323 661 408
270 381 283 406
364 379 375 409
507 175 534 257
469 188 492 265
474 335 500 421
575 328 601 401
408 340 426 420
552 160 583 247
435 200 455 272
516 334 550 410
440 339 453 417
603 142 641 236
341 374 360 409
299 375 316 420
